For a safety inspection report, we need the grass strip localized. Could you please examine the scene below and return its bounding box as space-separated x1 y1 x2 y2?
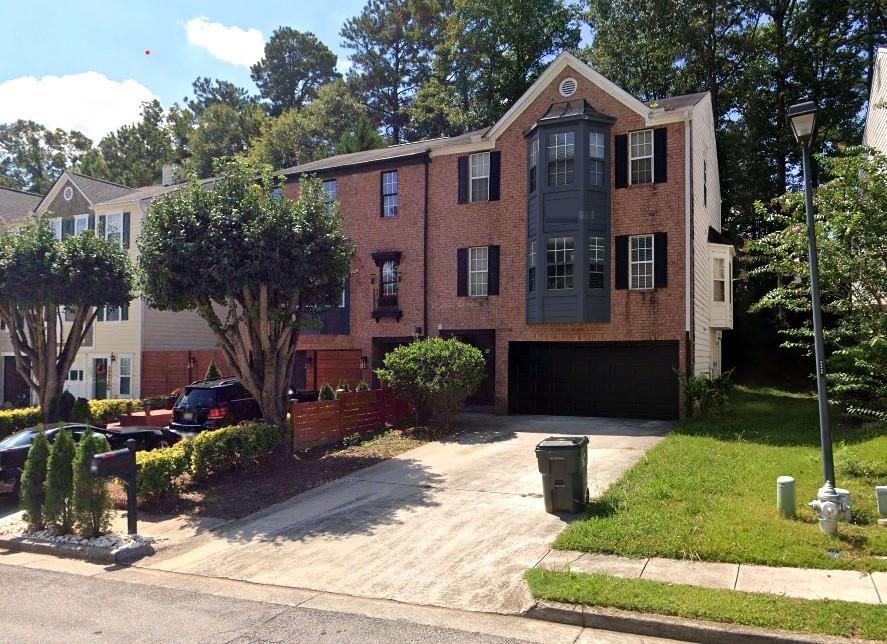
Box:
525 569 887 641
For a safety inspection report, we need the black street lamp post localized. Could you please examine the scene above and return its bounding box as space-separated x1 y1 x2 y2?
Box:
787 100 844 536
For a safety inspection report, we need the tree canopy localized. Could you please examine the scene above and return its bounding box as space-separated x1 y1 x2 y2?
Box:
0 121 93 194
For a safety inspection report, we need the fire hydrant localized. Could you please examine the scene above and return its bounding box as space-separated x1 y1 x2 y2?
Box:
809 484 849 537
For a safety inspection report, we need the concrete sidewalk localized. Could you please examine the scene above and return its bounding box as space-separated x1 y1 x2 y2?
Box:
535 550 886 605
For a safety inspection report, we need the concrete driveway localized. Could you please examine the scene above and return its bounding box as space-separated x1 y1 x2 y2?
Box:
142 413 670 614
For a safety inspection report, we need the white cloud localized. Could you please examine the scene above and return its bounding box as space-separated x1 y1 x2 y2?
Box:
0 72 157 142
336 59 353 75
186 16 265 67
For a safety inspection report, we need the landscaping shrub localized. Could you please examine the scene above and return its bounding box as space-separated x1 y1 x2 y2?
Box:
189 423 283 481
44 429 75 533
356 380 370 392
376 337 485 427
318 384 336 401
19 430 50 531
677 369 734 417
0 407 42 440
87 399 141 425
136 441 190 501
57 391 76 422
204 360 222 381
71 397 90 423
72 430 113 538
336 379 351 393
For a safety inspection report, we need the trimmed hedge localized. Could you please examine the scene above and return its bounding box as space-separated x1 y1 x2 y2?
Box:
0 407 42 440
87 399 142 425
135 423 283 500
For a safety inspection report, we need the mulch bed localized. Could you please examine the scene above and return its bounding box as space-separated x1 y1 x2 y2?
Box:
110 427 430 520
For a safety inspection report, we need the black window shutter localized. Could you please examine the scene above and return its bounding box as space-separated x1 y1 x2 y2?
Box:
654 128 668 183
614 134 628 188
615 235 629 289
457 157 469 204
487 245 500 295
489 152 501 201
654 232 668 288
97 215 106 239
121 302 129 321
61 218 74 239
456 248 468 296
122 212 131 248
88 213 95 231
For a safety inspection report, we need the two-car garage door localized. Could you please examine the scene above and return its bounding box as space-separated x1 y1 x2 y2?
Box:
509 341 680 419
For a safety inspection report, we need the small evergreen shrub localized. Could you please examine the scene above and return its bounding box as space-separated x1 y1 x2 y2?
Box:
336 379 351 392
204 360 222 381
355 380 370 392
342 432 363 447
318 384 336 401
136 441 190 501
44 429 76 533
189 423 283 481
72 430 113 538
0 407 42 440
376 337 485 427
58 391 76 421
19 429 50 531
71 398 91 423
677 369 734 417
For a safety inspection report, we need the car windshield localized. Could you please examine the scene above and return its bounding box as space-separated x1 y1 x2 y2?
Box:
178 388 219 408
0 429 37 449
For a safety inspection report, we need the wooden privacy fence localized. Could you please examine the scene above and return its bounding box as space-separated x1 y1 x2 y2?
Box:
292 389 410 450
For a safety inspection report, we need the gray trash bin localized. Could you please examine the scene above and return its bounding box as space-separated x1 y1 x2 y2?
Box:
536 436 589 514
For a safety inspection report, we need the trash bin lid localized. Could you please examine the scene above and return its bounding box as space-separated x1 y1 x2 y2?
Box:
536 436 589 449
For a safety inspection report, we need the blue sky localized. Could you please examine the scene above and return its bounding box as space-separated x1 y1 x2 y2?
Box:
0 1 365 140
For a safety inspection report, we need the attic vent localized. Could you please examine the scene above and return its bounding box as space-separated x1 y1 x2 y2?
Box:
559 77 577 97
63 186 73 201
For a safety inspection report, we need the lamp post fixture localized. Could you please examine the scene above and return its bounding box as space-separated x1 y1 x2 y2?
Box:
788 100 844 536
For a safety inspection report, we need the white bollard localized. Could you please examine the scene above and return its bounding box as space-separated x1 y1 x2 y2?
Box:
777 476 796 518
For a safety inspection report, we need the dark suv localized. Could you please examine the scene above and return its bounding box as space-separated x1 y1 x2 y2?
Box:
169 379 262 436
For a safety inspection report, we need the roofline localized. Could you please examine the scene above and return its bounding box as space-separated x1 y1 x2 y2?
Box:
277 148 432 179
66 170 132 190
35 170 91 212
0 186 44 198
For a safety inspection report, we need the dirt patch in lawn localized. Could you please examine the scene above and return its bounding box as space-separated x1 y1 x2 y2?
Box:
111 428 429 520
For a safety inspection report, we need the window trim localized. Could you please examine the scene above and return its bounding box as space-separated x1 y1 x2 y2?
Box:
468 246 489 297
528 138 539 193
545 235 575 291
546 130 576 187
74 214 90 235
50 217 63 240
629 234 655 290
712 257 726 303
104 212 124 246
103 305 124 323
469 152 490 203
379 259 399 307
589 131 606 187
381 170 398 218
322 179 337 211
117 354 132 398
629 129 654 186
588 236 606 289
528 239 536 293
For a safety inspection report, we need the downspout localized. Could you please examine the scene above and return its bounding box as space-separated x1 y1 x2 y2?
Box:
422 151 430 338
684 109 693 377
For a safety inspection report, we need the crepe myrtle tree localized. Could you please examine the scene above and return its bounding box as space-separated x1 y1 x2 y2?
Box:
0 222 132 422
138 159 352 426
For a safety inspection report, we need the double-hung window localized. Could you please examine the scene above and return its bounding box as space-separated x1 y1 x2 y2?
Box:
528 138 538 193
546 236 574 290
588 237 605 288
74 214 89 235
381 171 398 217
380 259 398 306
322 180 337 212
105 213 123 246
528 240 536 292
589 132 605 186
118 355 132 397
105 305 122 322
50 217 63 240
629 130 654 185
470 153 490 202
468 246 488 296
547 131 575 186
629 234 654 290
713 257 726 302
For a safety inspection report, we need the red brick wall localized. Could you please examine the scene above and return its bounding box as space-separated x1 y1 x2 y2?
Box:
302 349 362 390
285 64 689 413
141 349 229 397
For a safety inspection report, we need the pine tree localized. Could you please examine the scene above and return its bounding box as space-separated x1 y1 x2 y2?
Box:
19 429 50 532
204 360 222 381
72 430 113 538
44 429 75 534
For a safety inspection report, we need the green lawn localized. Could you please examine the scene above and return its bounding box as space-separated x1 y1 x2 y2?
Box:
554 387 887 571
525 569 887 641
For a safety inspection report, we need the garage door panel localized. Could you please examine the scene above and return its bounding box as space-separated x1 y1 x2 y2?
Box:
509 342 679 419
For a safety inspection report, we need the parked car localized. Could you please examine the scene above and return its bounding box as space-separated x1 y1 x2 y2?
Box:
168 378 262 436
0 423 180 495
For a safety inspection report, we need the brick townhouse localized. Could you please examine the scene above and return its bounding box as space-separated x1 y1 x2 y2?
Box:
283 52 734 419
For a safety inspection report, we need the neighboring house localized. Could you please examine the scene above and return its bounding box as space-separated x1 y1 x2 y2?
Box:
864 47 887 153
280 52 734 419
0 170 221 405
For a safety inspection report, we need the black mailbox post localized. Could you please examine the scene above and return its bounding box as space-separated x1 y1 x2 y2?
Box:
90 438 138 535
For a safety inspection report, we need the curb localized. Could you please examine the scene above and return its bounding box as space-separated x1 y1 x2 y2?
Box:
525 600 875 644
0 535 154 565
